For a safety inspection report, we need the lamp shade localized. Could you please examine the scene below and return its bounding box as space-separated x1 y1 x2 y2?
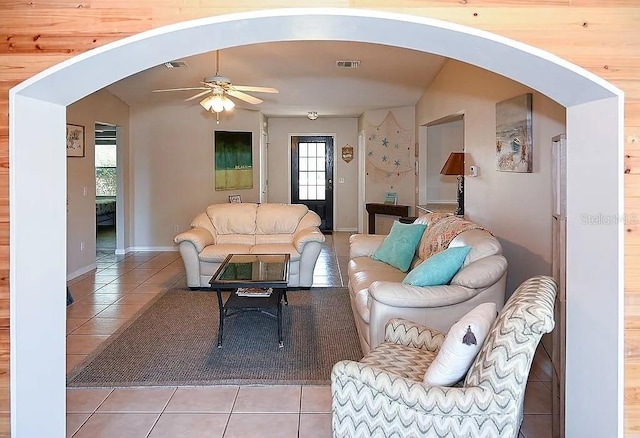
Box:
440 152 465 176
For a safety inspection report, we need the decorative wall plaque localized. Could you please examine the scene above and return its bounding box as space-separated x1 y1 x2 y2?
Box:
341 144 354 163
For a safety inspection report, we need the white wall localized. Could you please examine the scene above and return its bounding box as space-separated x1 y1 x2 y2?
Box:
66 89 130 277
129 104 262 249
267 117 359 231
426 118 463 202
362 106 415 234
416 60 565 294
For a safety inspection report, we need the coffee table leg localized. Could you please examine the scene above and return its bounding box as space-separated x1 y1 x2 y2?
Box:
277 289 283 348
216 289 224 348
283 290 288 306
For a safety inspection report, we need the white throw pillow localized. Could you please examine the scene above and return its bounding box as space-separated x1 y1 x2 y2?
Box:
423 302 497 386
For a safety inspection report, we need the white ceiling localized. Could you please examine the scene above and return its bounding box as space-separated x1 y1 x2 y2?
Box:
106 41 447 117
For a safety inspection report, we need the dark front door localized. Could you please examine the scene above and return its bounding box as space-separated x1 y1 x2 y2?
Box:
291 135 334 232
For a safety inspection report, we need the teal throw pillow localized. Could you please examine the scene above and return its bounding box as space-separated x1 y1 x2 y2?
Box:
403 246 472 286
371 221 427 272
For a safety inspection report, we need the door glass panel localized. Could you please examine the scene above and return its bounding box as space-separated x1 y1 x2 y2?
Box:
297 141 327 201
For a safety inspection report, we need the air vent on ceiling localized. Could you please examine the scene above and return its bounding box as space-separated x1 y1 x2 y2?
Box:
336 60 361 69
163 60 188 69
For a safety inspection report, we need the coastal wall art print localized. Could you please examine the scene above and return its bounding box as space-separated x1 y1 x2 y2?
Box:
214 130 253 190
495 93 533 173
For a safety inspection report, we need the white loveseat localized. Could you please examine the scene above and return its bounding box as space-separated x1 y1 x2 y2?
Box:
348 213 508 355
174 203 325 289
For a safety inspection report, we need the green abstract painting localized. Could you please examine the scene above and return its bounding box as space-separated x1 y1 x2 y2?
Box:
214 131 253 191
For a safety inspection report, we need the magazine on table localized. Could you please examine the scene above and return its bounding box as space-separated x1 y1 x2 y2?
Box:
236 287 273 297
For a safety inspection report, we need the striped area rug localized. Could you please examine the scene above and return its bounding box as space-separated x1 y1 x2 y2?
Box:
67 287 362 387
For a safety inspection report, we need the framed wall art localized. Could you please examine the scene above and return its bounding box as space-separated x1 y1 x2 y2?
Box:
66 124 85 158
214 130 253 190
495 93 533 173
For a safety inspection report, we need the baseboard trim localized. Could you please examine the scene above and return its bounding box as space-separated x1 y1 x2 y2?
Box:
67 263 97 281
336 227 358 232
126 246 179 252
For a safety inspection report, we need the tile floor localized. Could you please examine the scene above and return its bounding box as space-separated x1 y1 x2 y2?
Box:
66 232 553 437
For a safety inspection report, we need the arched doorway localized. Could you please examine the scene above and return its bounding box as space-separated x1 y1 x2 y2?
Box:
9 9 623 437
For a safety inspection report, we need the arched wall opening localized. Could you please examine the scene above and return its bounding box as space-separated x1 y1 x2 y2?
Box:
9 9 623 437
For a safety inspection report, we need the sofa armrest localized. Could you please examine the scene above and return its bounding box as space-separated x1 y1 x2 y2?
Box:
349 234 386 258
293 227 326 253
174 227 215 253
369 281 476 308
384 318 445 352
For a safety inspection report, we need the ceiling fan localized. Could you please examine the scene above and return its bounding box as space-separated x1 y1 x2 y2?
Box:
152 50 278 113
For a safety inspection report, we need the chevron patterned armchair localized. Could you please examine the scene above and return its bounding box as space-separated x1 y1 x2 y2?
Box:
331 275 557 438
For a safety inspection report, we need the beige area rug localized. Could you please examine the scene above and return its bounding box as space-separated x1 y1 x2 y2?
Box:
67 287 363 387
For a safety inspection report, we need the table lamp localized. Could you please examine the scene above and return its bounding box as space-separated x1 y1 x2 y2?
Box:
440 152 465 216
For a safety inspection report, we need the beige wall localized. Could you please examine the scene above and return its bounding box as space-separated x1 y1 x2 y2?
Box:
417 60 566 294
66 89 130 277
129 104 262 248
267 117 359 231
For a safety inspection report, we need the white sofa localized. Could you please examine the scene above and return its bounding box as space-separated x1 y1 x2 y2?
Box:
348 213 508 355
174 203 326 289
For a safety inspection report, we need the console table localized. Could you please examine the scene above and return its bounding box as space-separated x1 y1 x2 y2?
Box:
365 203 410 234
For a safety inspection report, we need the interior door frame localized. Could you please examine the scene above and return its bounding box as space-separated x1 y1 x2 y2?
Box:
288 132 337 231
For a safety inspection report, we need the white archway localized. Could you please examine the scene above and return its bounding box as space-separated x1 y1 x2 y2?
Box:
9 9 623 437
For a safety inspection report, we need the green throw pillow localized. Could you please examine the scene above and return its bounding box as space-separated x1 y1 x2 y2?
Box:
371 221 427 272
403 246 472 286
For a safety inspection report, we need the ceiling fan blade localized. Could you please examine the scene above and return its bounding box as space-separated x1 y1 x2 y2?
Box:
184 90 212 102
232 85 279 94
152 87 208 93
227 89 263 105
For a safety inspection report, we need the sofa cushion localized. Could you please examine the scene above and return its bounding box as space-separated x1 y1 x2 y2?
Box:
207 203 258 235
250 243 301 261
403 246 471 287
423 302 497 386
256 203 309 234
371 221 427 272
199 244 252 262
348 257 407 295
361 341 437 382
449 229 503 266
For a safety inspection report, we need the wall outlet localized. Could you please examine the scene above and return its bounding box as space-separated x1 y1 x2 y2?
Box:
80 241 85 251
173 225 179 232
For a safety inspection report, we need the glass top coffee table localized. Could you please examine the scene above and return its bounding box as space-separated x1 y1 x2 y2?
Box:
209 254 290 348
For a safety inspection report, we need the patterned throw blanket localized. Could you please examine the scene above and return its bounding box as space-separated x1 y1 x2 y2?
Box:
415 214 490 260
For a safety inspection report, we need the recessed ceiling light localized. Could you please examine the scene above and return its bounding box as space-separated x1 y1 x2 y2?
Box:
163 60 188 68
336 60 361 69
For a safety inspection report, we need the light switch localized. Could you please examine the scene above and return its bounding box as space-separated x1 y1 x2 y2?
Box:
83 186 88 196
339 177 345 184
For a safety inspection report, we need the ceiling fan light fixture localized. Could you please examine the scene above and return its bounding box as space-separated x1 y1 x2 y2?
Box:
307 111 318 120
211 95 225 113
199 95 215 111
222 96 235 111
